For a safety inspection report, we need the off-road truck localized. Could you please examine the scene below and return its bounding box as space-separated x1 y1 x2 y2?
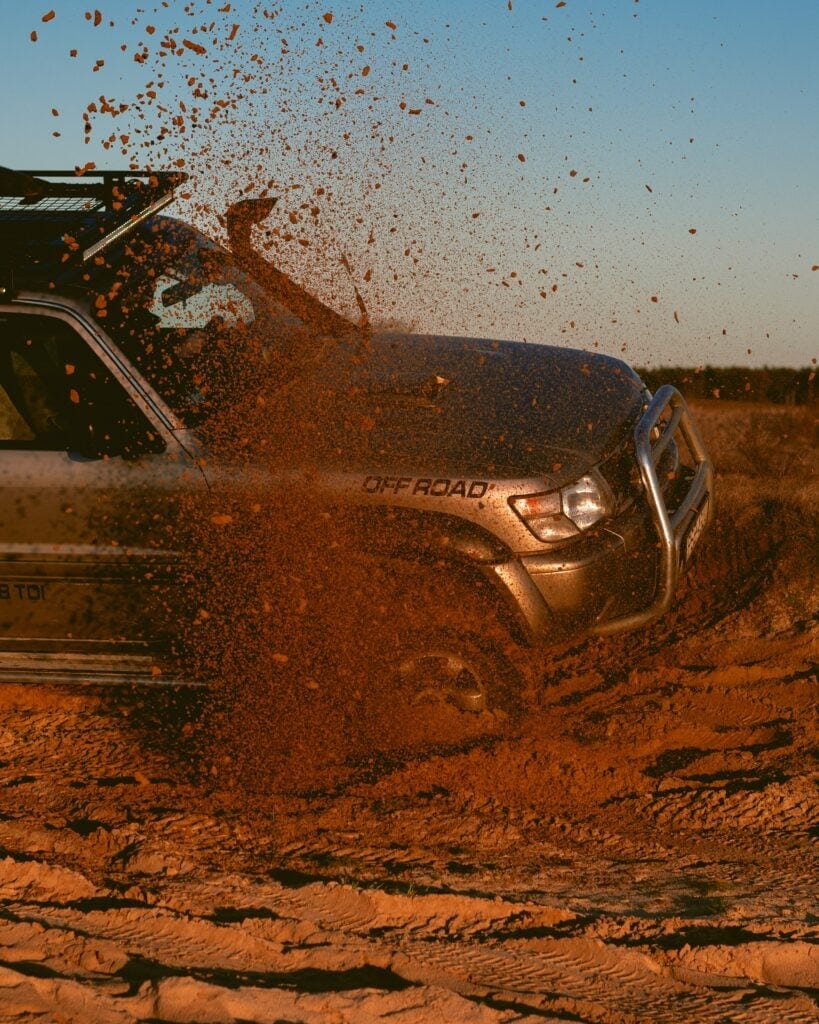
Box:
0 168 713 710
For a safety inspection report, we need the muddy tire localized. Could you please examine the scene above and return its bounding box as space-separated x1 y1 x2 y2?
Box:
372 561 533 715
395 628 520 713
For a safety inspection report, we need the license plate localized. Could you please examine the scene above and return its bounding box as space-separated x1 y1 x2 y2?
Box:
683 495 710 562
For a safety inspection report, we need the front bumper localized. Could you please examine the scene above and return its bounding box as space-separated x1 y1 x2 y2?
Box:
593 385 713 635
485 386 713 644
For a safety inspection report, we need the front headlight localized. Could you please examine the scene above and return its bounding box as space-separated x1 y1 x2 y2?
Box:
510 472 613 542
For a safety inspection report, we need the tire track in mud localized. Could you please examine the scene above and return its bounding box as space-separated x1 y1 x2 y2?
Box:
0 849 816 1024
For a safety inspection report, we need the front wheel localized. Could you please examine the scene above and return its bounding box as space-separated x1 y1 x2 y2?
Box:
373 562 538 716
396 628 514 713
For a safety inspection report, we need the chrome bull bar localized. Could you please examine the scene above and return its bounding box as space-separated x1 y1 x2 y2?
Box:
593 385 714 636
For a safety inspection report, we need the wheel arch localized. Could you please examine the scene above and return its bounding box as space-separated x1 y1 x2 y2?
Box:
343 505 550 647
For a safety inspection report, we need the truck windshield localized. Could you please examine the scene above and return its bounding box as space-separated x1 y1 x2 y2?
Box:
100 216 314 425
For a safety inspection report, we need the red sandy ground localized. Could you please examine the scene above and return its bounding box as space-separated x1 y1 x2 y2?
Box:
0 401 816 1022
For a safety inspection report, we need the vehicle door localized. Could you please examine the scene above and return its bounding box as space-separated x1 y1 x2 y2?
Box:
0 304 207 656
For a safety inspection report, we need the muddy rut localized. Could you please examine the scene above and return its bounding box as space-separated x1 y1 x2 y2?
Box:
0 403 816 1023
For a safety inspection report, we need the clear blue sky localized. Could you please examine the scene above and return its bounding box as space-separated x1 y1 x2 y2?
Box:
2 1 817 368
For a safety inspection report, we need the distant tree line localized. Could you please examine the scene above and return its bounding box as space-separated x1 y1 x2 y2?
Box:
636 366 816 405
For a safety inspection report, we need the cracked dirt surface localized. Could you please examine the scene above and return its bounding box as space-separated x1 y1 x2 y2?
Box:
0 402 816 1023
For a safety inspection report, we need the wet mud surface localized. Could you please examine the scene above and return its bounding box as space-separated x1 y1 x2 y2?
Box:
0 403 816 1022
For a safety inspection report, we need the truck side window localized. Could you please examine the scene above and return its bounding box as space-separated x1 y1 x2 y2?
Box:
0 371 36 442
0 314 165 457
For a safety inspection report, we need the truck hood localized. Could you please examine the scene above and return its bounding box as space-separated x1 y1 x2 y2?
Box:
305 333 646 485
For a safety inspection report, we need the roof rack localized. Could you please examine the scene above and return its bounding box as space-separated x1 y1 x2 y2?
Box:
0 167 187 264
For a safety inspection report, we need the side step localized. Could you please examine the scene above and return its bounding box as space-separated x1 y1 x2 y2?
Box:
0 652 193 687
